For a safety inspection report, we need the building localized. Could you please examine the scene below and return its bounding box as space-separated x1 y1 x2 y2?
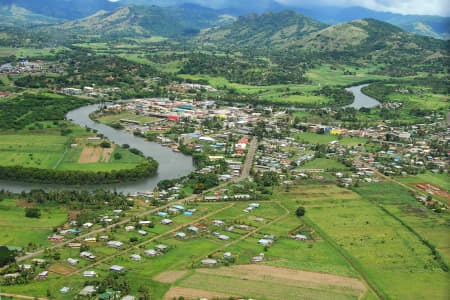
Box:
110 265 125 272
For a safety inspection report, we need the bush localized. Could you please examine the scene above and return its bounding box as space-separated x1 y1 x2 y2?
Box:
25 207 41 218
100 141 111 148
114 153 122 160
295 206 305 217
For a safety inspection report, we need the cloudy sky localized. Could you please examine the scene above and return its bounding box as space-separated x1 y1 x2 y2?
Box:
278 0 449 16
112 0 449 16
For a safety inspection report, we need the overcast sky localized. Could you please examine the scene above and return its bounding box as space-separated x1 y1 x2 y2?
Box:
110 0 449 16
277 0 449 16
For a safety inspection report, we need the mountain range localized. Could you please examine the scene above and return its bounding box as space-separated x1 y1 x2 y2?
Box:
1 0 447 39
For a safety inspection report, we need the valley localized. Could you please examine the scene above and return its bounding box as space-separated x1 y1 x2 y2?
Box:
0 1 448 300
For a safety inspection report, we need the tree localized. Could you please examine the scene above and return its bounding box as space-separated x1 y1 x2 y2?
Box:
25 207 41 218
100 141 111 148
0 246 15 267
295 206 306 217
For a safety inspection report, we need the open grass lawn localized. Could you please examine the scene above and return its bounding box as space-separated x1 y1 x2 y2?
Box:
296 132 366 146
0 198 68 248
276 184 449 299
96 111 159 125
299 157 349 171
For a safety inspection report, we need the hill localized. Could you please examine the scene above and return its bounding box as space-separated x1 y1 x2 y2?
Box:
0 0 119 20
199 10 327 48
297 18 446 53
47 5 234 38
0 4 60 27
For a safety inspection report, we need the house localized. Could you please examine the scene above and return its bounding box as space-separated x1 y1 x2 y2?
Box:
121 296 136 300
160 219 173 225
84 237 96 243
218 234 230 241
174 232 187 239
224 252 232 259
60 287 70 294
125 226 135 232
83 270 97 277
68 243 82 248
144 249 158 256
138 230 148 236
37 271 48 278
201 259 217 266
249 203 260 208
155 244 168 252
139 220 152 226
187 225 199 233
83 222 93 229
213 220 225 226
110 265 125 272
107 241 124 248
258 239 273 246
67 258 79 265
293 234 307 241
130 254 141 261
79 286 96 296
80 252 96 259
251 254 264 262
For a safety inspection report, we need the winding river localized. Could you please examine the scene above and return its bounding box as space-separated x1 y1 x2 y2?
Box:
0 84 379 193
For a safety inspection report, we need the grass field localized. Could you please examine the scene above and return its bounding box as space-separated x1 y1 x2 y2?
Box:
96 111 159 126
299 157 349 171
296 132 366 146
0 122 144 172
276 184 449 299
397 172 450 192
306 64 388 86
0 198 68 248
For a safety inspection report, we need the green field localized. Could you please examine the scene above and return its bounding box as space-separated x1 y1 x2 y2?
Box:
276 184 449 300
296 132 366 146
95 111 159 126
0 123 144 172
306 64 388 86
299 157 349 171
0 198 68 248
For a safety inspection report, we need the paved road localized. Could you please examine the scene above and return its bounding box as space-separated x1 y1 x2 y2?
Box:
16 137 257 263
240 138 257 180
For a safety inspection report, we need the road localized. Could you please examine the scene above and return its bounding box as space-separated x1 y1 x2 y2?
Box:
240 137 257 180
65 203 235 277
16 138 257 263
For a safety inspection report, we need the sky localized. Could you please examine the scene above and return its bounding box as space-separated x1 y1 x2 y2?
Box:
278 0 450 16
110 0 450 16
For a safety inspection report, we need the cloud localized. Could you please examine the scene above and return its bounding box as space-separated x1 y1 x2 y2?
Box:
276 0 450 16
130 0 449 16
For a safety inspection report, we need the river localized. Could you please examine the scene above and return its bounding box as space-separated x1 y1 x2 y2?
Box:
345 84 380 109
0 103 195 193
0 84 379 193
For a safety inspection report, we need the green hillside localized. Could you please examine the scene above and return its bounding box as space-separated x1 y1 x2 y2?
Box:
199 10 327 48
48 5 235 38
